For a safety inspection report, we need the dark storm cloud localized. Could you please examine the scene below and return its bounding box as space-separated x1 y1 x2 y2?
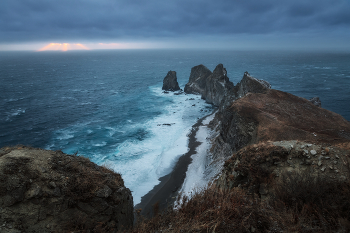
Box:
0 0 349 43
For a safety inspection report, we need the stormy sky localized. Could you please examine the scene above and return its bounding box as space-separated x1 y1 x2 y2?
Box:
1 0 350 51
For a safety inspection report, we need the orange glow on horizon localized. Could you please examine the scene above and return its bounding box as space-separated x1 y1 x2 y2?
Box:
76 43 89 50
38 43 90 51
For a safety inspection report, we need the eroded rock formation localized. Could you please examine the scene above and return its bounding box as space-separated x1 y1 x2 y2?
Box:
0 147 133 233
162 71 180 91
184 65 212 95
204 64 234 106
184 64 270 107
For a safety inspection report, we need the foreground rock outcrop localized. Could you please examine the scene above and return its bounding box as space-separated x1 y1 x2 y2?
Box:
162 71 180 91
0 147 133 233
217 141 350 196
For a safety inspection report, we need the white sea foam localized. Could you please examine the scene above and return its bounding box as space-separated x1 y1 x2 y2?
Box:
55 129 75 140
177 112 221 201
93 141 107 147
105 127 118 136
108 86 213 205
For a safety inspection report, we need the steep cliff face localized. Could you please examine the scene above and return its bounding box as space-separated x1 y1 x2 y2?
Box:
184 65 212 95
204 64 234 106
184 64 270 107
162 71 180 91
0 147 133 233
183 64 272 165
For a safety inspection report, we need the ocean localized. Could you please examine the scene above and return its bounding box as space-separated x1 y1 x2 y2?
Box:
1 49 350 204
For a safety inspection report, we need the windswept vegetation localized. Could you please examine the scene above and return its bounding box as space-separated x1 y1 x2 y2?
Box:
131 170 350 233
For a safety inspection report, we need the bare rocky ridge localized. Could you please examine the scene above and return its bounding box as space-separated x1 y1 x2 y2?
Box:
209 89 350 163
162 71 180 92
0 146 133 233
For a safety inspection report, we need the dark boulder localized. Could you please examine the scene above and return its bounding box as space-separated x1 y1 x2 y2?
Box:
162 71 180 91
309 97 322 107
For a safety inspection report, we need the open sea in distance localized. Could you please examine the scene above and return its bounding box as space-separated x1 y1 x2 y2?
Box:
1 49 350 204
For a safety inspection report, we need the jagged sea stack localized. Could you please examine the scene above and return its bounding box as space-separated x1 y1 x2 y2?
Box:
184 64 212 95
162 71 180 91
184 64 234 106
204 64 234 106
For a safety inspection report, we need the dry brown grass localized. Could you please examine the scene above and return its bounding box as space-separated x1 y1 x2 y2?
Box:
269 170 350 232
50 150 124 202
131 170 350 233
132 186 284 233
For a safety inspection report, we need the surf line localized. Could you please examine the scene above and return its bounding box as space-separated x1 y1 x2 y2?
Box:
134 108 217 217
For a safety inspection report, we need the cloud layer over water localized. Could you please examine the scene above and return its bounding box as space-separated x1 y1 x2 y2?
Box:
1 0 350 49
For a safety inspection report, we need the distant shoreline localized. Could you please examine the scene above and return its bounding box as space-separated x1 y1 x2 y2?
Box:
134 110 216 217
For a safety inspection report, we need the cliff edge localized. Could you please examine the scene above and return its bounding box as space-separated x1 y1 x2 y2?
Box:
0 146 133 233
210 89 350 162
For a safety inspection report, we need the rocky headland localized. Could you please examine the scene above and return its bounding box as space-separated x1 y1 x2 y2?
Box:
135 64 350 232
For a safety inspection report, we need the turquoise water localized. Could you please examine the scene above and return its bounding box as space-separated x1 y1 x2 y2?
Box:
1 49 349 204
